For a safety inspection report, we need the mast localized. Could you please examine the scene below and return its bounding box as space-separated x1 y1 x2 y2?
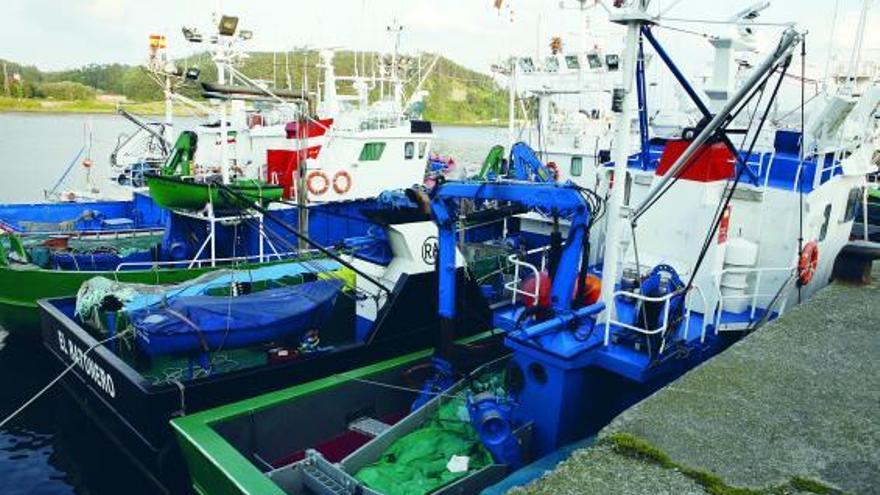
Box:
387 19 405 112
843 0 871 96
599 0 650 331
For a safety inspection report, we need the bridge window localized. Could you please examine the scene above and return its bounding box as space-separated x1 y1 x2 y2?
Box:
819 204 832 242
565 55 580 70
405 142 415 160
842 187 861 223
418 142 428 159
570 156 583 177
359 142 386 161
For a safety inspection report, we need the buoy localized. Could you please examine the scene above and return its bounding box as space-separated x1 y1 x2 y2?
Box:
332 170 352 194
574 274 602 306
520 271 552 308
307 170 330 196
798 241 819 286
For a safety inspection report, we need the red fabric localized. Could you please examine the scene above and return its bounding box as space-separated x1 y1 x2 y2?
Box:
285 118 334 139
655 140 735 182
266 146 322 199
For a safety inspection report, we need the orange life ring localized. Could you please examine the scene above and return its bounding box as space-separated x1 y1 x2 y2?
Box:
307 171 330 196
798 241 819 286
332 170 352 194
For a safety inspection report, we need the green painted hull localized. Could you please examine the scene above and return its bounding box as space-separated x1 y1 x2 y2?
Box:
171 333 492 495
146 175 284 211
0 263 257 336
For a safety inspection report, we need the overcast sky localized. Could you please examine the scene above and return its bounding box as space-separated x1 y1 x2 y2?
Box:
1 0 876 78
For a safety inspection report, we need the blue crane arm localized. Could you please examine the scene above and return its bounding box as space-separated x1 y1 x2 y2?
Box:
431 181 591 320
509 142 555 183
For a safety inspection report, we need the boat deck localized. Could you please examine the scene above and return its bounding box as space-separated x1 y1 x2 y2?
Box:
504 263 879 495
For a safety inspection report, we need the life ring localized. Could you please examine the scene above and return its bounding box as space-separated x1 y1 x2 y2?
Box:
307 170 330 196
332 171 352 194
798 241 819 286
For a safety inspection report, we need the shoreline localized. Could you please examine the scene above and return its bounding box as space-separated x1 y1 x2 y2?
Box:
0 98 507 128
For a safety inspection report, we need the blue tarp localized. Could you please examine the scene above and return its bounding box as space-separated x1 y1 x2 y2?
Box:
130 278 343 356
123 259 342 312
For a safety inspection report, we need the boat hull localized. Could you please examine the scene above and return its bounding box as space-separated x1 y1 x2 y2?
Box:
146 174 283 211
0 264 231 336
38 268 492 493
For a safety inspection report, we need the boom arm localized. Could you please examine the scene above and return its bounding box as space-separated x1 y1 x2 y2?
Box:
431 182 592 321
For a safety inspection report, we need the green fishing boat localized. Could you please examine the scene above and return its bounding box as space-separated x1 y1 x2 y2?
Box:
145 174 284 211
0 262 217 336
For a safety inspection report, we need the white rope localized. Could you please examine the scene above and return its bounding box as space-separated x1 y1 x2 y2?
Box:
0 329 132 430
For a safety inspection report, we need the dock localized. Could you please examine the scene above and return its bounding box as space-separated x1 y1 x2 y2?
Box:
511 264 879 495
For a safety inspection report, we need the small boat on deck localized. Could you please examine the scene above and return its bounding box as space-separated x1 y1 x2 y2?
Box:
145 174 284 212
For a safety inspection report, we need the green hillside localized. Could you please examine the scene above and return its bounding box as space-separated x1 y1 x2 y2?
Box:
0 52 509 125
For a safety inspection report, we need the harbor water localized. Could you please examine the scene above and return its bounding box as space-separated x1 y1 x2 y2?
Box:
0 112 503 494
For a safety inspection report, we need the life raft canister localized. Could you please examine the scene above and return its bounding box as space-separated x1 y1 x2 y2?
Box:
332 170 352 194
798 240 819 286
307 170 330 196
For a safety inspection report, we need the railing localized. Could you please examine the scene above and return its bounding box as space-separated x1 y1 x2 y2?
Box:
603 290 677 347
713 266 794 331
604 282 711 352
112 249 305 274
504 245 550 305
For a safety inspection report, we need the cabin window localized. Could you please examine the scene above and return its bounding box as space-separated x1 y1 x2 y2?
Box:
606 54 620 71
587 53 602 69
570 156 583 177
565 55 580 70
519 57 535 73
418 142 428 159
842 187 861 223
359 142 386 161
545 57 559 72
404 142 415 160
819 204 832 242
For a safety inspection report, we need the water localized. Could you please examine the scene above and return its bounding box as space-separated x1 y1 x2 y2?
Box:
0 112 500 494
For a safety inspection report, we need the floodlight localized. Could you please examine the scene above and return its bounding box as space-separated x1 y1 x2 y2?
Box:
182 27 203 43
218 15 239 36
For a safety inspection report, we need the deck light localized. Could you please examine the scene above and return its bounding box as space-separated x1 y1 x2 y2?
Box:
218 15 239 36
182 27 203 43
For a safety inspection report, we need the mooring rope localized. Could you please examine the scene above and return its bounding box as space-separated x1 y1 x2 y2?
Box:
0 329 132 430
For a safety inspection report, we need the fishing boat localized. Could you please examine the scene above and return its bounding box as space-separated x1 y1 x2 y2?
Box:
170 2 880 494
38 194 504 491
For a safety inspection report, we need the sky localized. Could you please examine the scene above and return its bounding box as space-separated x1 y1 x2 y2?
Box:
1 0 877 79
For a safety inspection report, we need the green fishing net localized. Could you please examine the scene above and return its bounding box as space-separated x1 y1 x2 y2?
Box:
354 399 493 495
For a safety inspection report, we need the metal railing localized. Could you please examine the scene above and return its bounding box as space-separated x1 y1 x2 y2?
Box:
604 282 711 352
603 290 677 347
112 249 304 273
713 266 793 331
504 245 550 304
